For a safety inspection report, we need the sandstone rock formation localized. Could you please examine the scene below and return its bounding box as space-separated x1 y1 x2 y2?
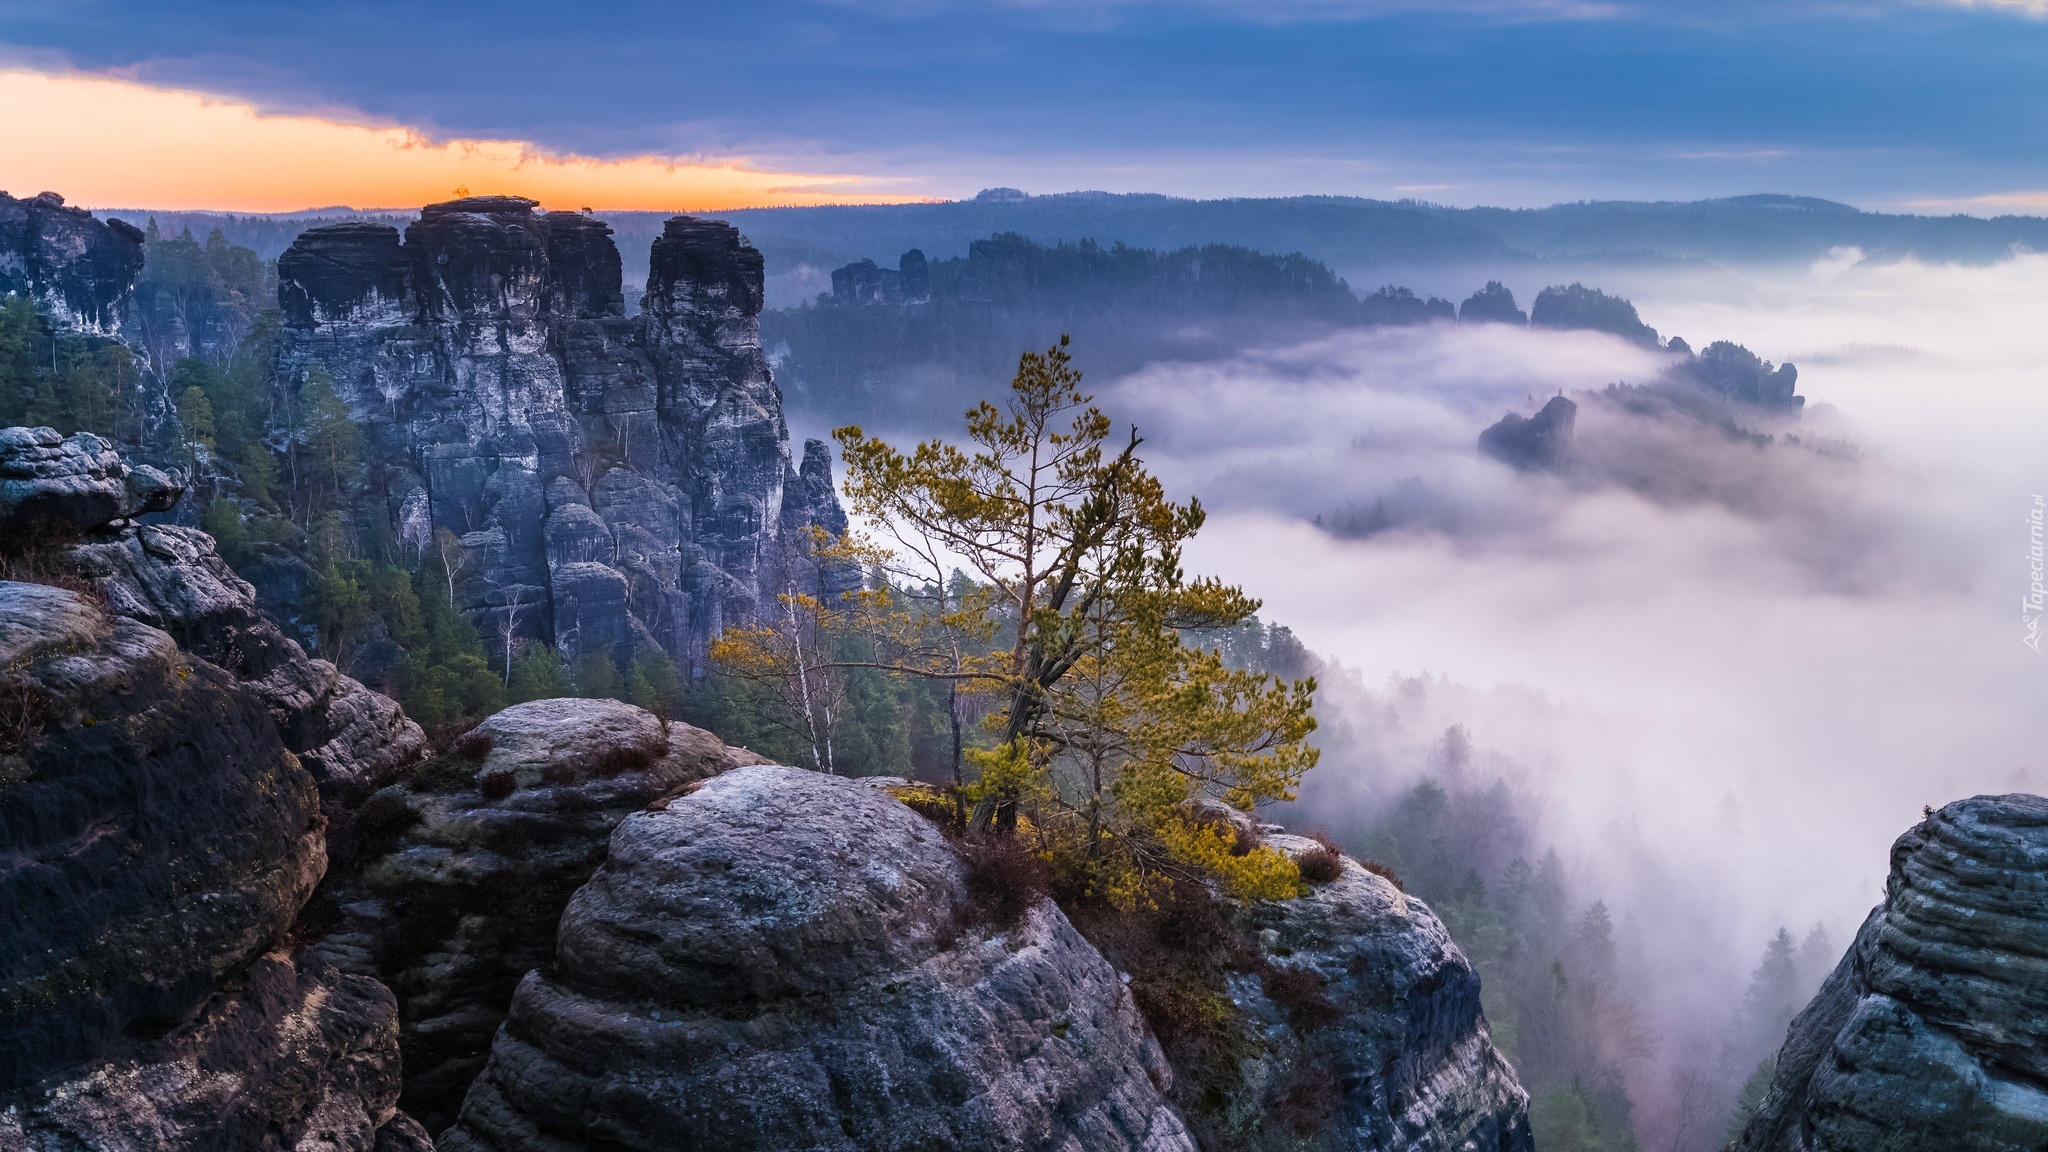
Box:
0 579 427 1149
0 191 145 335
442 765 1196 1152
0 427 179 539
1675 339 1803 410
0 953 423 1152
307 697 769 1132
829 250 932 305
1478 395 1577 472
1733 794 2048 1152
1242 829 1533 1152
0 426 427 796
274 197 849 672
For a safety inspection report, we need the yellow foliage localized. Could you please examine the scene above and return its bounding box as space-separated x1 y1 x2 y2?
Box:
1154 816 1306 902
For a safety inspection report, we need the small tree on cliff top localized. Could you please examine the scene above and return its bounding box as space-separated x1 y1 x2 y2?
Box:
829 337 1319 905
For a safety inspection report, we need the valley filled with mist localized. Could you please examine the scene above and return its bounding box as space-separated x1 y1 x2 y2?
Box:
751 223 2048 1150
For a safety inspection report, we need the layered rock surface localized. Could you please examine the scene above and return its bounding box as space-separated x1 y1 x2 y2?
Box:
0 581 427 1149
1243 831 1533 1151
440 766 1533 1152
275 197 848 671
442 765 1195 1152
0 191 145 334
0 424 427 795
307 698 769 1132
1734 794 2048 1152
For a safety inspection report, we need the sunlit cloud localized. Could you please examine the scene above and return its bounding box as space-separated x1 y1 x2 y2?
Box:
1901 188 2048 213
0 68 925 213
1936 0 2048 14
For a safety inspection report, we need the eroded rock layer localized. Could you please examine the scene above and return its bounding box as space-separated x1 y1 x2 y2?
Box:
0 191 145 334
1734 794 2048 1152
307 697 769 1133
442 765 1195 1152
275 198 848 671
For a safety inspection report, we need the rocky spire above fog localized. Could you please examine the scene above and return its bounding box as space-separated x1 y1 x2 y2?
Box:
275 197 849 670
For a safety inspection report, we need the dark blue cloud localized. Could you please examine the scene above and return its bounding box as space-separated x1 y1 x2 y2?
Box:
2 0 2043 202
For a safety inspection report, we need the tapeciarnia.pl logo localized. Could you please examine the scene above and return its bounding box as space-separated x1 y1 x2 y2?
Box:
2026 494 2045 655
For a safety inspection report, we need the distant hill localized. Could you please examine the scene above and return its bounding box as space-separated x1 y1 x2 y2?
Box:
762 233 1371 425
121 192 2048 311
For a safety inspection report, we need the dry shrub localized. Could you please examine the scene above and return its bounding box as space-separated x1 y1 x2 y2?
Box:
0 674 50 756
1274 1065 1341 1135
1296 836 1344 885
447 729 493 762
1260 961 1341 1032
958 834 1050 931
1361 860 1405 891
479 770 516 800
1227 821 1261 857
588 739 662 780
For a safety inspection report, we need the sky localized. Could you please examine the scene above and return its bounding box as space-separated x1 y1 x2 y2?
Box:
3 0 2048 211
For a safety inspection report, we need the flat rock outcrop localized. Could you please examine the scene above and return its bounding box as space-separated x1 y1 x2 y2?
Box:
1734 794 2048 1152
275 198 849 672
0 427 179 540
0 191 145 335
307 698 769 1133
441 764 1194 1152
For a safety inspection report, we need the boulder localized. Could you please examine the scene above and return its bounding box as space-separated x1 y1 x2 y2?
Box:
440 765 1194 1152
305 698 769 1133
66 520 425 794
1733 795 2048 1152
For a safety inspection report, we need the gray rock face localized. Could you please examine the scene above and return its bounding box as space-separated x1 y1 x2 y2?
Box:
65 516 425 795
1477 396 1576 473
275 198 847 671
441 765 1194 1152
0 952 422 1152
307 698 769 1133
0 191 145 334
1242 832 1533 1152
0 427 180 540
1734 794 2048 1152
0 582 323 1091
0 421 423 794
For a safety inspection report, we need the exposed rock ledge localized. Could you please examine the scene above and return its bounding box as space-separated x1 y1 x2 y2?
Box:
440 765 1533 1152
1735 794 2048 1152
0 581 424 1149
442 764 1194 1152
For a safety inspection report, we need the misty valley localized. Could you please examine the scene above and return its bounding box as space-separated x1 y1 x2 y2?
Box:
2 186 2044 1152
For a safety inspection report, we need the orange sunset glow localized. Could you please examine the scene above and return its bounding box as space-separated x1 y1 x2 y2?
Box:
0 68 924 213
